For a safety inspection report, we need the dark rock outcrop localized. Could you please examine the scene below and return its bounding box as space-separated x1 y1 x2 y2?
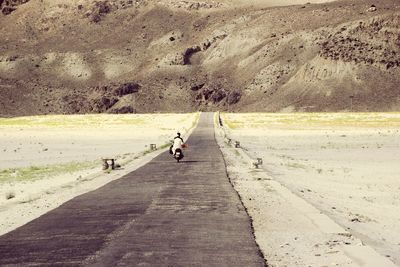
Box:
1 0 30 15
114 82 141 97
190 83 205 91
183 46 201 65
320 15 400 69
109 106 134 114
227 91 242 105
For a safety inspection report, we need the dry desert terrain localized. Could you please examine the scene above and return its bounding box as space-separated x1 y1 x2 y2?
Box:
219 112 400 266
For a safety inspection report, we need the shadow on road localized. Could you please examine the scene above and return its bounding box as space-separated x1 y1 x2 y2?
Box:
179 160 205 164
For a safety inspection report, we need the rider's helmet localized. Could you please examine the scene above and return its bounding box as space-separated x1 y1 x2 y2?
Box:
177 132 181 136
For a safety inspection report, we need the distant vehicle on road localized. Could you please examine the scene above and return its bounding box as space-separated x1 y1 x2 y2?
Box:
170 132 186 163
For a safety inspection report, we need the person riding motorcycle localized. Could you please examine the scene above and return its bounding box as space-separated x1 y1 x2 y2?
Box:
172 132 184 155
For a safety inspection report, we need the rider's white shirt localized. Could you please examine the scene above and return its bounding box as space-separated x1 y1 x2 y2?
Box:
172 138 183 153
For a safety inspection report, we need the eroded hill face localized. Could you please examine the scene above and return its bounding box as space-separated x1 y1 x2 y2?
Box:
0 0 399 116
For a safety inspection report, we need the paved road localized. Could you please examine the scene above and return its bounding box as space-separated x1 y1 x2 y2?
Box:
0 113 265 266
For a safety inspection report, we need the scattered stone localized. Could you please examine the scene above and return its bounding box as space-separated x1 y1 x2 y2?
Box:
5 191 15 200
89 1 112 23
190 83 205 91
280 243 290 247
338 233 352 238
6 55 18 62
1 0 30 15
2 6 16 15
367 5 377 12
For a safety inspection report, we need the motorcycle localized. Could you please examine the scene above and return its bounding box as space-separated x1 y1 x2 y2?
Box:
169 144 187 163
174 148 184 163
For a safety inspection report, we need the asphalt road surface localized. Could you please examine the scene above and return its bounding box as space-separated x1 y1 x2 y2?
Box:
0 113 265 266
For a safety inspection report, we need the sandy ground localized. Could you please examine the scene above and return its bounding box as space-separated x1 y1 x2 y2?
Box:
0 114 197 169
217 113 400 267
0 113 199 235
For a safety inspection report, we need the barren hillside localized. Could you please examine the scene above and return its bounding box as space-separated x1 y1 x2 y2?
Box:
0 0 399 116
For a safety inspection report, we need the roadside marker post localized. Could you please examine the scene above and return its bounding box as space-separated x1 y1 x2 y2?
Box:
102 159 115 170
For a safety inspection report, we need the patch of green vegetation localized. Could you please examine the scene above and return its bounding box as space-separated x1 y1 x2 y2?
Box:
178 112 197 124
0 118 32 126
277 154 295 160
142 149 152 156
159 142 172 150
286 162 307 169
221 112 400 129
188 112 200 131
0 113 201 131
0 160 97 184
0 114 192 128
0 114 146 128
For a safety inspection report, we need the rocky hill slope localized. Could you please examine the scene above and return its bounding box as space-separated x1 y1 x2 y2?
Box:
0 0 399 116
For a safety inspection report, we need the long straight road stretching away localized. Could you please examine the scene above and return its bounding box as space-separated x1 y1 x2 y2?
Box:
0 113 265 266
